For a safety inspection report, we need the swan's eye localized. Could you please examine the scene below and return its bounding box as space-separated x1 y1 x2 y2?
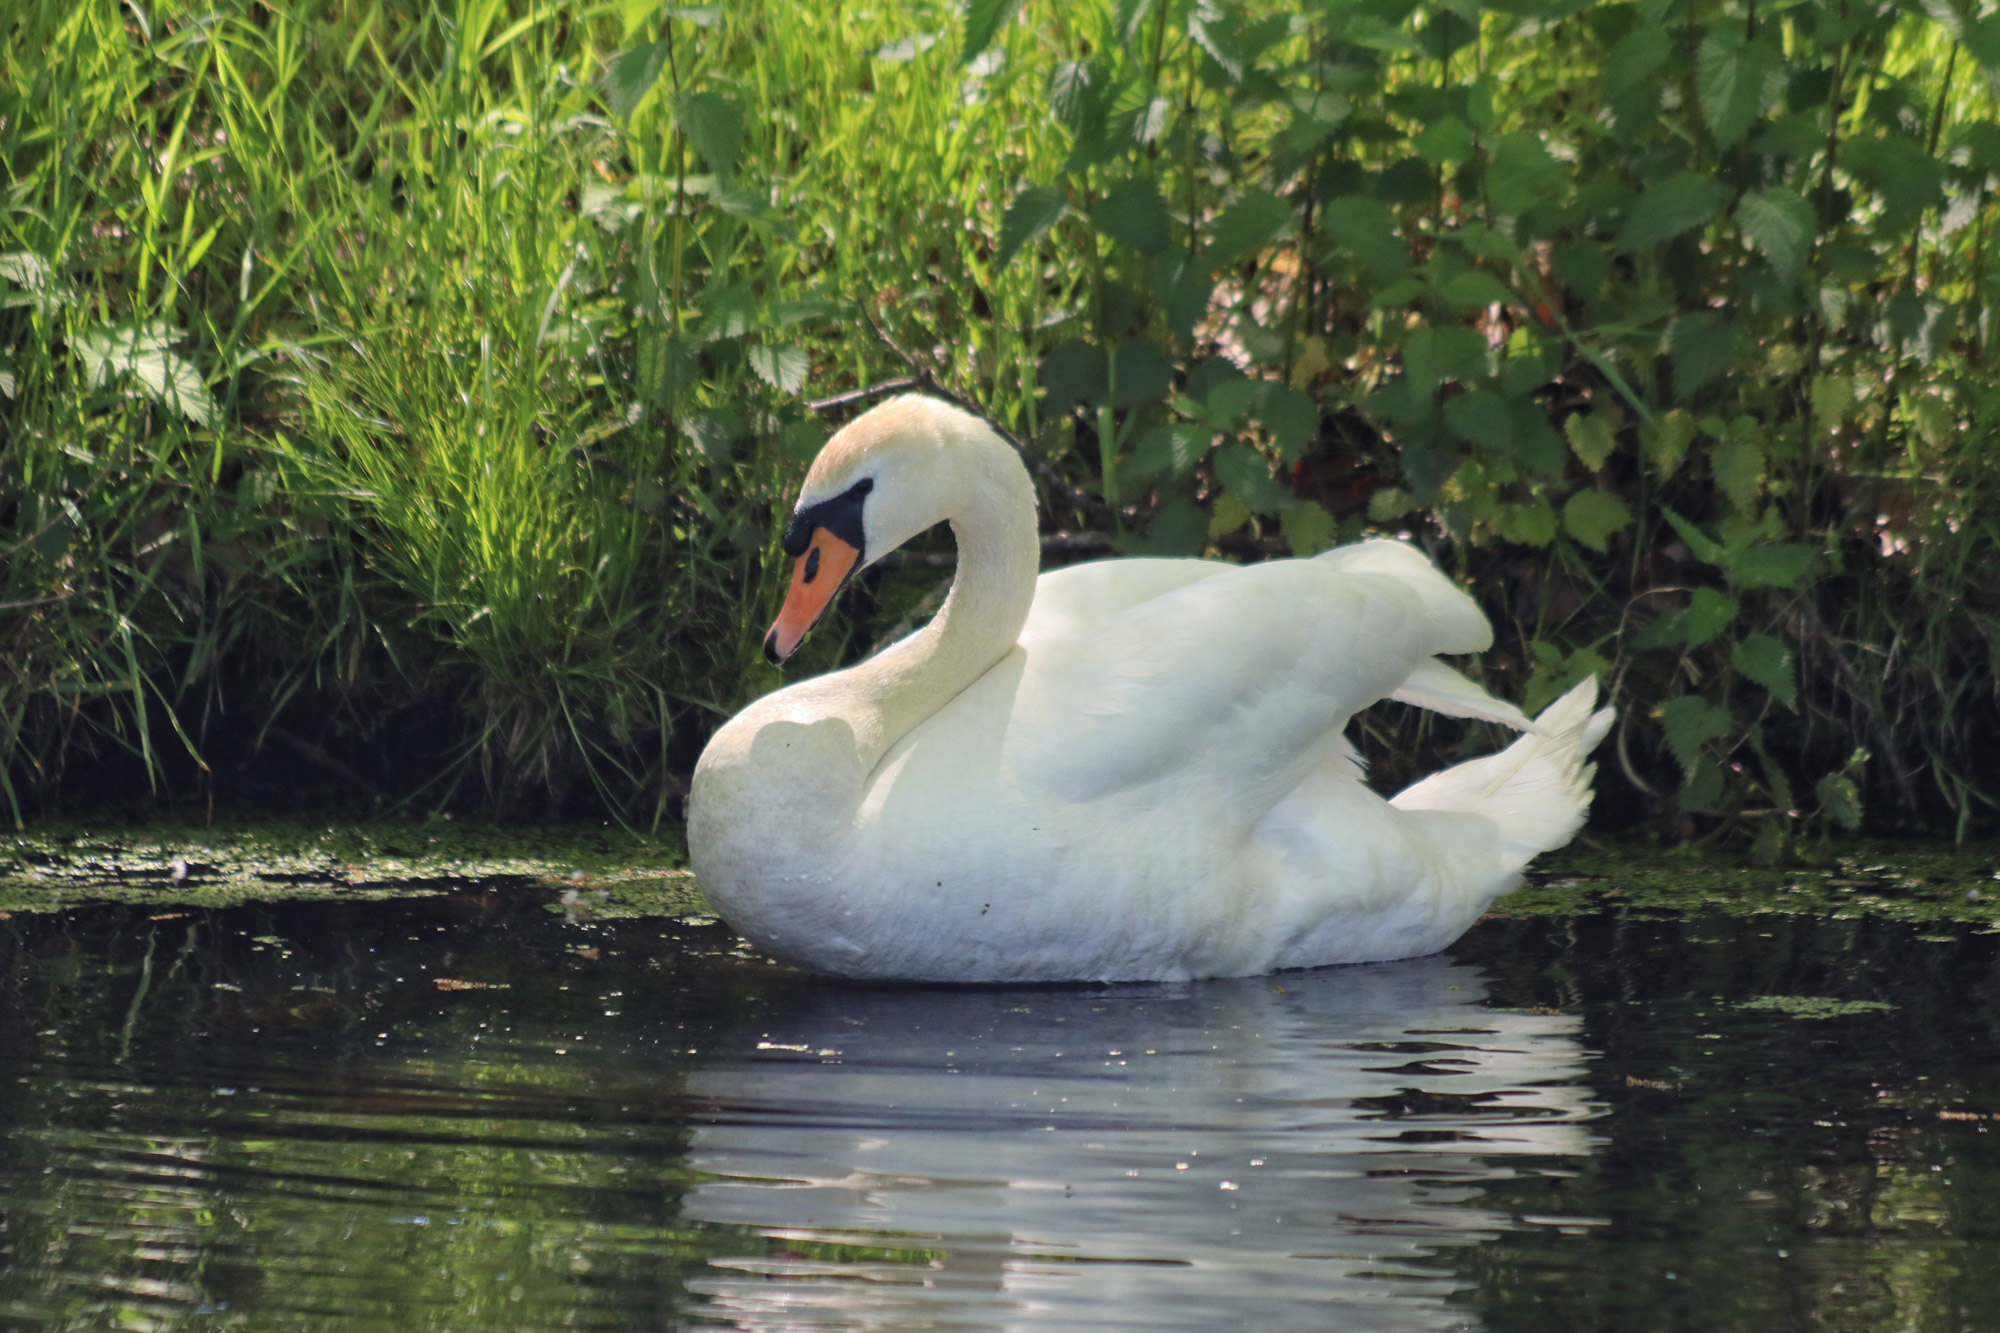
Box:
803 545 821 584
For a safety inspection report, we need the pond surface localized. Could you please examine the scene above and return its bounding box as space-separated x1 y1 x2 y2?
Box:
3 844 2000 1331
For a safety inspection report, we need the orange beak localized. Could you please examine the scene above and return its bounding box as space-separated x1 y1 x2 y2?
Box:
765 528 861 664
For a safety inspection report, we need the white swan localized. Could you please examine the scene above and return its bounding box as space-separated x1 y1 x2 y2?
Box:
688 394 1612 983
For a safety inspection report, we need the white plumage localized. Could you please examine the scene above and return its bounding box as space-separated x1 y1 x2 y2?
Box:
688 395 1612 982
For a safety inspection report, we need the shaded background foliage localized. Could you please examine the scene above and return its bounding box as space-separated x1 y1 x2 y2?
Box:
3 0 1998 842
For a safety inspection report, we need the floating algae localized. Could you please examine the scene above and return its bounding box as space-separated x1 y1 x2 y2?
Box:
0 819 712 920
1502 839 2000 928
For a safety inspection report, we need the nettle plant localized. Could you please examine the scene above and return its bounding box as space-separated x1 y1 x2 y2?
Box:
976 0 2000 847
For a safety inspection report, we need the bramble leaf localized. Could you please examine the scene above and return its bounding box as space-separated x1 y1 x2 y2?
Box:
1281 501 1338 556
1680 587 1740 648
1093 176 1170 254
1562 489 1633 553
747 343 808 394
1698 27 1784 149
1564 412 1617 471
1204 189 1293 271
1726 543 1815 589
996 185 1066 270
1616 172 1726 252
603 42 669 120
1740 187 1815 276
1733 633 1797 708
961 0 1025 65
1660 695 1733 773
672 91 744 177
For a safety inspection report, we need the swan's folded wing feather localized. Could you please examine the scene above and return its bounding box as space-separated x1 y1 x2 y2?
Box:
1391 658 1537 733
1017 557 1228 650
1001 557 1474 809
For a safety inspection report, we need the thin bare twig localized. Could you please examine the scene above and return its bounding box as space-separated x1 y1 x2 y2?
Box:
805 378 921 413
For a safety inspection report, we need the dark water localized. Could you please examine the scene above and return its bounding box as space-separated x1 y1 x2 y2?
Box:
2 890 1998 1331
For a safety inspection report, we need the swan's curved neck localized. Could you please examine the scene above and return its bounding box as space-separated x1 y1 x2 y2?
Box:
832 435 1039 768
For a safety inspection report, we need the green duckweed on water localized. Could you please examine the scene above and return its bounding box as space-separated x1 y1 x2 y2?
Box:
0 820 712 921
1501 839 2000 928
1733 995 1898 1019
4 823 2000 932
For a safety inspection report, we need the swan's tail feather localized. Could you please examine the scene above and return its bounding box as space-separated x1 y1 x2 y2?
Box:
1390 677 1614 868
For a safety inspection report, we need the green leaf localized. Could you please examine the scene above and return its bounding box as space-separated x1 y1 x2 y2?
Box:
1200 376 1263 424
747 343 808 394
1670 315 1737 397
673 92 745 177
1564 412 1617 471
1319 196 1407 277
1439 270 1514 310
996 185 1067 270
1210 493 1252 538
1680 586 1740 648
1259 385 1318 462
1812 374 1855 425
637 332 697 409
1697 27 1784 149
1212 443 1292 514
1645 409 1696 478
1841 135 1946 229
1680 756 1727 810
1402 325 1488 394
1660 695 1734 774
1444 388 1515 452
1661 506 1726 565
1093 176 1170 254
1110 338 1172 409
1281 501 1338 556
1616 172 1727 253
1815 770 1863 830
1739 187 1815 276
603 41 669 120
1562 490 1633 552
779 418 832 462
1368 486 1417 522
1726 543 1815 589
1733 633 1797 708
1511 398 1568 477
1048 60 1103 146
1414 115 1475 167
1486 132 1564 215
1189 3 1251 78
1204 189 1293 271
1039 338 1107 411
1142 498 1210 555
1710 425 1764 512
1123 422 1211 485
1496 501 1558 547
76 320 216 425
1114 0 1156 43
961 0 1025 65
1605 25 1671 101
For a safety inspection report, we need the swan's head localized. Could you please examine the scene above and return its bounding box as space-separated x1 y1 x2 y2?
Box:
764 395 999 664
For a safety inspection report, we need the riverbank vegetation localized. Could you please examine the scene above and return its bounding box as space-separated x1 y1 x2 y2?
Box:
5 0 1999 848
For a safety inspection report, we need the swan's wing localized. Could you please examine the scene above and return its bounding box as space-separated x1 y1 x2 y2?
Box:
1018 557 1229 650
1392 658 1537 733
1002 542 1495 812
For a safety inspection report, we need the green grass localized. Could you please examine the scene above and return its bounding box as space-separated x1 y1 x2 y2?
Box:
0 0 1070 824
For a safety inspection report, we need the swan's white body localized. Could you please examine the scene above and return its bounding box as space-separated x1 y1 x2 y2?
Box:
689 396 1612 983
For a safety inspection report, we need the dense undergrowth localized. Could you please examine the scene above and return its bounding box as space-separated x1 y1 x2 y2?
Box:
3 0 1998 846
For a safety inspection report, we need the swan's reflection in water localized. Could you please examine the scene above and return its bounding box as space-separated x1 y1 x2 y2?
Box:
683 955 1602 1331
